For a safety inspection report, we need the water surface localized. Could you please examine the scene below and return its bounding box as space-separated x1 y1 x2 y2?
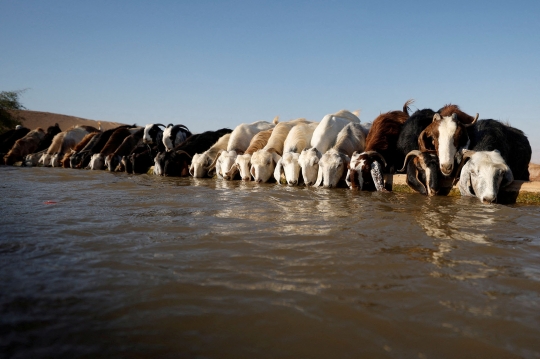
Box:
1 167 540 358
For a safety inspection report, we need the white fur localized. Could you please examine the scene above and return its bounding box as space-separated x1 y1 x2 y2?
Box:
217 119 278 180
163 125 189 152
274 122 319 185
142 124 163 144
298 148 322 186
189 133 231 178
88 153 105 170
314 122 368 188
458 150 513 203
300 110 360 186
235 153 253 181
437 117 458 175
217 150 239 179
250 119 307 183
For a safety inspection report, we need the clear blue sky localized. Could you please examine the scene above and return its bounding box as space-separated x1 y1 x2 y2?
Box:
2 0 539 161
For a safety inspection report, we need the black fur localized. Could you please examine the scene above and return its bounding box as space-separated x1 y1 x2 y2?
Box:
467 119 531 181
158 128 232 177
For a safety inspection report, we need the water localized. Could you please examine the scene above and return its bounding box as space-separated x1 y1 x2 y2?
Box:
1 166 540 359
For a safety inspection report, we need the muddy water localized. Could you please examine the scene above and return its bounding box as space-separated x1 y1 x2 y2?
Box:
1 166 540 359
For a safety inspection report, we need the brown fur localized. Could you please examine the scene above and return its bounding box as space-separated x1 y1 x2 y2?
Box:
4 128 46 165
245 129 273 155
438 104 476 125
99 128 137 155
365 110 409 154
60 132 98 167
418 113 470 156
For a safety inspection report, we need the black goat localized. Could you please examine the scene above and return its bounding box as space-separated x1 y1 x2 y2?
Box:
157 128 232 177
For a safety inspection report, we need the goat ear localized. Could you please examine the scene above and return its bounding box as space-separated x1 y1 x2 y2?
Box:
458 162 474 196
433 113 442 122
406 161 427 195
271 152 282 165
370 161 386 191
273 158 283 183
314 166 324 187
418 128 434 152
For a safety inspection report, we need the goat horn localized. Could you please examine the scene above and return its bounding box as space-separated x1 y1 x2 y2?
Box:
155 123 166 127
398 150 422 173
363 151 387 168
464 113 479 127
175 150 192 158
452 150 476 185
207 151 222 172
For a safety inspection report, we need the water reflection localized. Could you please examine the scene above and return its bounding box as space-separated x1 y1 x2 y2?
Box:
2 167 540 359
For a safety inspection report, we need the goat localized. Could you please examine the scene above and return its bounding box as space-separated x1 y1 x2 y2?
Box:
189 133 231 178
398 150 452 196
230 129 273 181
314 122 369 188
458 150 513 203
454 119 531 203
162 124 192 151
250 118 308 183
298 110 360 186
24 149 47 167
0 126 30 158
157 128 232 177
105 128 144 171
71 125 130 169
60 132 99 168
273 121 319 185
128 140 165 174
395 108 436 169
4 128 46 165
215 117 279 180
35 123 62 153
40 125 99 167
418 104 478 177
143 124 166 145
87 126 139 170
347 100 413 191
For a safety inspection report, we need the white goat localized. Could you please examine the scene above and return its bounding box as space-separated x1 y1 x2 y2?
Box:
216 117 278 180
232 128 274 181
250 118 308 183
273 121 319 185
298 110 360 186
315 122 369 188
458 150 513 203
189 133 231 178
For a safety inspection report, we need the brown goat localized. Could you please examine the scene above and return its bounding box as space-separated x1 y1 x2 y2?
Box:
61 132 99 168
4 128 46 165
346 99 413 191
438 104 477 125
105 128 144 171
418 105 478 176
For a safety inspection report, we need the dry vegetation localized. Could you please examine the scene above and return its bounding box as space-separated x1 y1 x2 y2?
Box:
13 110 128 132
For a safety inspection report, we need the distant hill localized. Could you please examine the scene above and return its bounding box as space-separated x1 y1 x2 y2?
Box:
11 110 128 132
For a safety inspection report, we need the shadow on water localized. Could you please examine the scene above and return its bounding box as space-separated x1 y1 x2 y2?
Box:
1 167 540 358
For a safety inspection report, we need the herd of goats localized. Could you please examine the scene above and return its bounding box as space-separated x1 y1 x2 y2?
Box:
0 100 532 204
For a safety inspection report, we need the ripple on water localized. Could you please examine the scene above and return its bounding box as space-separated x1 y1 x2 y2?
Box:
1 167 540 358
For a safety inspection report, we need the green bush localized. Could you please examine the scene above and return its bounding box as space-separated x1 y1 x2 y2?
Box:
0 90 26 134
